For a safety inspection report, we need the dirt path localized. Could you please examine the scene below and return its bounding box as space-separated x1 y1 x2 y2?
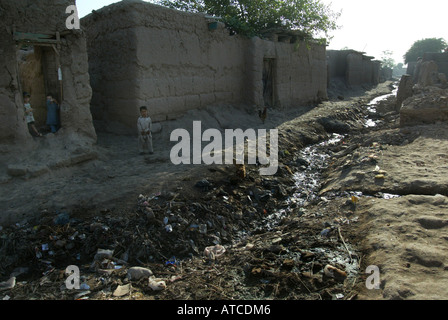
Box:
0 82 390 225
321 124 448 299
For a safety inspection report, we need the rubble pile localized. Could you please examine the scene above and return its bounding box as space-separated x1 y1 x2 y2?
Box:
400 87 448 127
398 59 448 127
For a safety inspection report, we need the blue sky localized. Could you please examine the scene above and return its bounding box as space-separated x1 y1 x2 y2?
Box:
76 0 448 65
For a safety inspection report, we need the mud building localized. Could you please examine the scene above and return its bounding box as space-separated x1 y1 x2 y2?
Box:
81 0 328 135
0 0 96 151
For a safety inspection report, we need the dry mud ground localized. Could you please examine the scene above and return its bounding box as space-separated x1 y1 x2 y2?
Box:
1 80 447 301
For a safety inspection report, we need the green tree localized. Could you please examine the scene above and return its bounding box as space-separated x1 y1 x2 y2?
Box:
404 38 447 64
380 50 395 69
157 0 340 40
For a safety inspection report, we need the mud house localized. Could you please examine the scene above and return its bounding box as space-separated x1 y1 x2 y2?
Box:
327 49 381 87
421 52 448 78
407 52 448 83
81 0 328 135
0 0 96 151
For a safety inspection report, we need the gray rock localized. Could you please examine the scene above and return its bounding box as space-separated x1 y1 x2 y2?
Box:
94 249 114 261
7 164 28 177
127 266 154 280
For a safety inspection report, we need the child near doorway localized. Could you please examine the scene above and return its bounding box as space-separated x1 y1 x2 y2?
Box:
137 106 154 155
23 92 42 137
46 94 60 133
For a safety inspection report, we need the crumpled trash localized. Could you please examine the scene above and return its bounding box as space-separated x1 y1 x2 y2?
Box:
165 256 179 267
80 283 90 290
113 283 131 297
148 277 166 291
0 277 16 292
323 264 347 281
203 244 226 260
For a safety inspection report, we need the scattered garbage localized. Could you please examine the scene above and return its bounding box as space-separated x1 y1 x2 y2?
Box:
80 283 90 290
323 265 347 282
203 244 226 260
335 293 344 300
0 277 15 292
165 256 179 267
0 126 363 300
113 284 131 297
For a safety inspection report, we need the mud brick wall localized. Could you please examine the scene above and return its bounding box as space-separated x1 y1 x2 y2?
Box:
82 2 248 134
327 50 380 87
131 5 248 122
327 50 350 80
423 52 448 79
0 0 96 148
246 37 327 108
82 1 327 134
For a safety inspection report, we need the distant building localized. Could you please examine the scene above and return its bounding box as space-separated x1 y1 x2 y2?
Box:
327 49 381 87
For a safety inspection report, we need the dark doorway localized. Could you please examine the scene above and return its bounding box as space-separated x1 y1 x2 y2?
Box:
17 44 61 133
262 58 275 107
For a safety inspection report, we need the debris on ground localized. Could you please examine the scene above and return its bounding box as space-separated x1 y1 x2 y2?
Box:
2 81 421 300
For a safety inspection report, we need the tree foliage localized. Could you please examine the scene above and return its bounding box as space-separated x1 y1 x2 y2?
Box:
380 50 395 69
404 38 447 64
157 0 340 40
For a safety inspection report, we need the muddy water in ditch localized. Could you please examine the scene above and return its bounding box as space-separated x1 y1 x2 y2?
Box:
263 83 400 229
243 86 401 285
365 83 399 127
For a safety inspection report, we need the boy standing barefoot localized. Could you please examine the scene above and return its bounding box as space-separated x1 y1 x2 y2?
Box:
137 106 154 155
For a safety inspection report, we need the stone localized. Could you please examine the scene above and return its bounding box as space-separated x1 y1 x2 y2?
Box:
127 267 153 281
317 117 351 134
28 165 50 178
94 249 114 261
396 74 414 111
7 164 28 177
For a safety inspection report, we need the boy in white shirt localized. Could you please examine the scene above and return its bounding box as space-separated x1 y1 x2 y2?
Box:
23 92 42 137
137 106 154 155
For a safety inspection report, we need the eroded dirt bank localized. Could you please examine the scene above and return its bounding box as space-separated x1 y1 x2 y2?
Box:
3 80 445 300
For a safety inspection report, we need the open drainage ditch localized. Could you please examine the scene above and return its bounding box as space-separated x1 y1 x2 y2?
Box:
239 85 402 286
